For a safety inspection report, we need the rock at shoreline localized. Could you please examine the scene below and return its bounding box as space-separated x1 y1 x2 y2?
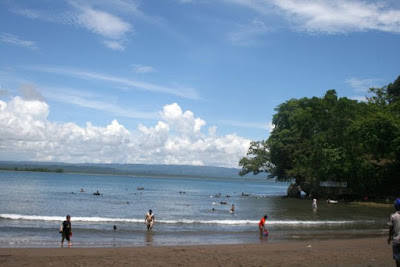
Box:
287 183 302 198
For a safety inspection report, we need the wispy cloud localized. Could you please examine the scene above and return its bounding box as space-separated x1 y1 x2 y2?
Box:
219 119 271 131
70 2 132 39
0 33 37 50
345 77 381 92
9 0 185 50
227 18 270 46
43 86 158 120
103 40 125 51
345 77 382 102
133 64 156 74
228 0 400 34
12 1 133 50
29 66 201 99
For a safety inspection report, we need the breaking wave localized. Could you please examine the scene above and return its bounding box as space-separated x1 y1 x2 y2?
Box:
0 214 375 225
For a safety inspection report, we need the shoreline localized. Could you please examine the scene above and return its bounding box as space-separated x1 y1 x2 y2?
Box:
0 237 392 266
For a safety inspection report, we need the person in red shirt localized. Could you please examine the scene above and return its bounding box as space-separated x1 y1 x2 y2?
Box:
259 215 268 236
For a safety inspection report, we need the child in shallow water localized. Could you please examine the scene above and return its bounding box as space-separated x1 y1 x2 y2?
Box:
259 215 268 236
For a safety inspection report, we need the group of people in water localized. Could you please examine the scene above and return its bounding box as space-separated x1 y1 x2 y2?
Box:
59 210 270 248
60 188 273 248
59 209 156 247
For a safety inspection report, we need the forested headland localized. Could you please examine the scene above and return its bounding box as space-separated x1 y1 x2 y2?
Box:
239 76 400 201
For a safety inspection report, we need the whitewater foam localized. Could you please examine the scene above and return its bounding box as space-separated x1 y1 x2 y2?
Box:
0 214 374 225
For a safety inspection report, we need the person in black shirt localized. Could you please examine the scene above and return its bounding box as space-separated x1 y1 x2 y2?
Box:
60 215 72 247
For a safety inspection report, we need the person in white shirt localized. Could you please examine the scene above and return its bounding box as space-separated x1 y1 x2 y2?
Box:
388 198 400 267
312 198 317 209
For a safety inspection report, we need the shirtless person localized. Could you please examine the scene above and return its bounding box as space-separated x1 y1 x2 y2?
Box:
145 210 155 231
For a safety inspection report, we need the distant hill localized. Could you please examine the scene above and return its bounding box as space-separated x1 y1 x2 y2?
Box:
0 161 267 180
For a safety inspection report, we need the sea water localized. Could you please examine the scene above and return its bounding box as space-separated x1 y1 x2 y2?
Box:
0 171 392 247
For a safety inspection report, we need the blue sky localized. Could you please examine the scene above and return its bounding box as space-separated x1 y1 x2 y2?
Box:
0 0 399 168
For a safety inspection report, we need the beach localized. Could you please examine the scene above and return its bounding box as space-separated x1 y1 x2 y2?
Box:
0 171 395 266
0 238 393 267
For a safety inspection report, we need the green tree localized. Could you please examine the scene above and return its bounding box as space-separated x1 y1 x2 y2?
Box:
239 76 400 198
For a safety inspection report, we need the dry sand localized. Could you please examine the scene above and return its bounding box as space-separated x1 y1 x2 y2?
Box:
0 238 393 267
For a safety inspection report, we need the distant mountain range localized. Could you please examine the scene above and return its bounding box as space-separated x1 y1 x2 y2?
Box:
0 161 267 180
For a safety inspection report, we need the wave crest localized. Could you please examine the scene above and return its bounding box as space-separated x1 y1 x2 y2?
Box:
0 214 374 225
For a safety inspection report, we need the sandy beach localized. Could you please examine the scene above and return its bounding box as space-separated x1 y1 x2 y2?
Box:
0 237 393 267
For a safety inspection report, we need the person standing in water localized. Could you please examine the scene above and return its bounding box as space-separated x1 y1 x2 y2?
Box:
258 215 268 236
312 198 318 209
145 209 155 231
60 215 72 247
388 198 400 267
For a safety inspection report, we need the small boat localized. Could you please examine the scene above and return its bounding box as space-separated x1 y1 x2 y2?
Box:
327 199 338 204
137 187 144 190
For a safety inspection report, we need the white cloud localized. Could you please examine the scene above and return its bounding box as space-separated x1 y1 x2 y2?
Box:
72 4 132 39
103 40 125 51
13 8 41 19
42 87 158 120
349 95 367 102
133 64 155 74
227 18 270 46
0 94 251 168
345 77 381 102
345 77 381 92
229 0 400 34
29 66 200 99
219 119 270 131
12 2 133 50
0 33 37 50
161 103 206 137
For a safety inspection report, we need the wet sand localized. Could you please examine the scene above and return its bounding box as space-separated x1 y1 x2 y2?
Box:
0 238 393 267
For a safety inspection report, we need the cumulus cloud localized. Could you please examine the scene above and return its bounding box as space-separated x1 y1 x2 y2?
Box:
229 0 400 34
161 103 206 138
0 95 251 168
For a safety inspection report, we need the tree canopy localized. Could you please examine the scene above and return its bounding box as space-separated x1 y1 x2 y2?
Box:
239 76 400 198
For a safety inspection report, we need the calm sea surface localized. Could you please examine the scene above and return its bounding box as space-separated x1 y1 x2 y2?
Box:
0 171 392 247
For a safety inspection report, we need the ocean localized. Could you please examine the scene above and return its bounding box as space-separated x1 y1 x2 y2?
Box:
0 171 392 247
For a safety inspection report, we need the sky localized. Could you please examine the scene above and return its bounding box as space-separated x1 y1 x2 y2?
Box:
0 0 399 168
